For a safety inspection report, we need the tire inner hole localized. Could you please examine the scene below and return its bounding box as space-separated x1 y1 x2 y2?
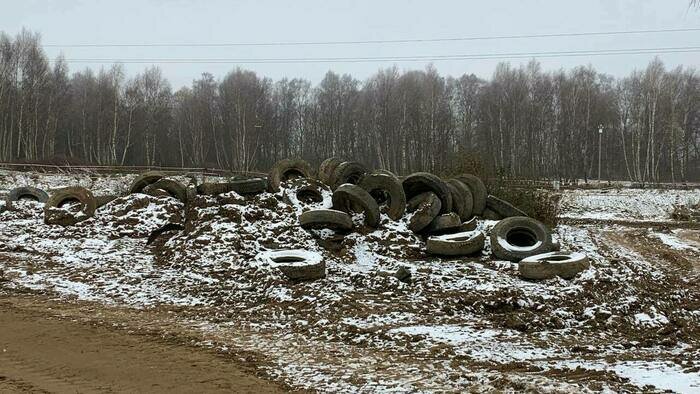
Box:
18 194 39 201
58 197 83 212
296 189 322 204
346 173 363 184
506 228 538 247
148 187 175 199
163 190 179 199
450 236 470 241
370 189 391 208
283 169 305 181
544 255 570 261
272 256 306 263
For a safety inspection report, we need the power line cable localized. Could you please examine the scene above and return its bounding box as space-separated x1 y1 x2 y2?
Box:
43 27 700 47
52 46 700 64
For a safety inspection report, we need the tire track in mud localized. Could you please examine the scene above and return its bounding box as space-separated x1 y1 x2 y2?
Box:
601 228 700 274
0 352 110 394
0 375 49 393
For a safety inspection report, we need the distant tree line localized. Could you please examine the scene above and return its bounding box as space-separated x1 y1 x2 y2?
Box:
1 30 698 182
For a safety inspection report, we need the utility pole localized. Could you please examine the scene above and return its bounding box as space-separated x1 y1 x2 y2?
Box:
598 125 603 184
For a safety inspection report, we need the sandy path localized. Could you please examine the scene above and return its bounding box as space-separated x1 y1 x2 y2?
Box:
0 296 287 394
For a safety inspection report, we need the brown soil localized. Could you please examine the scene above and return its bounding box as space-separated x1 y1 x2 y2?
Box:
0 294 288 394
605 228 700 272
560 217 700 229
677 229 700 248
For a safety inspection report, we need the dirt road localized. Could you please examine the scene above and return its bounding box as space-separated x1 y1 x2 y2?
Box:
0 295 287 393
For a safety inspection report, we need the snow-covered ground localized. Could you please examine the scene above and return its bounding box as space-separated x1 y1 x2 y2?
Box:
559 188 700 221
1 170 699 392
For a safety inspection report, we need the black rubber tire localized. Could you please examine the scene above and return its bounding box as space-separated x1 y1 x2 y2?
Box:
330 161 367 190
406 192 441 233
269 159 313 192
44 186 97 226
95 194 118 208
357 172 406 220
489 216 554 262
265 249 326 281
455 174 487 216
519 251 590 280
184 172 200 187
318 157 342 185
149 179 189 204
446 179 474 221
402 172 452 214
459 217 478 232
143 185 171 198
197 182 233 196
7 186 49 203
486 195 528 218
375 169 399 179
482 208 503 220
299 209 353 232
426 230 485 256
129 171 165 194
282 178 328 206
423 213 462 235
147 223 184 245
332 184 381 228
232 178 268 195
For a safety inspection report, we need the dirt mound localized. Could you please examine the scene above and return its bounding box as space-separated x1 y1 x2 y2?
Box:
2 174 700 392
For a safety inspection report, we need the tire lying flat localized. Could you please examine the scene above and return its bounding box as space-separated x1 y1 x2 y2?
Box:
426 230 485 256
262 249 326 281
519 251 590 280
282 178 328 207
299 209 353 232
423 213 461 235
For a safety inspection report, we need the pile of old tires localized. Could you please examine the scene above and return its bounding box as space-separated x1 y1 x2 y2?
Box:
2 159 589 281
293 157 590 280
298 158 489 257
1 171 190 226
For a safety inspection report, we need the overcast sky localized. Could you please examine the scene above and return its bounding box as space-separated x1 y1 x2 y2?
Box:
2 0 699 89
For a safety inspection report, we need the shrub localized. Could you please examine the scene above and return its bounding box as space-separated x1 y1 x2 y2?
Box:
486 178 561 227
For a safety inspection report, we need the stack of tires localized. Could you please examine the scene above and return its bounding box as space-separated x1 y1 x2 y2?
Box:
2 160 589 281
295 157 589 280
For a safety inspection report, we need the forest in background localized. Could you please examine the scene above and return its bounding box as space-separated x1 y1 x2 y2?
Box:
1 30 698 182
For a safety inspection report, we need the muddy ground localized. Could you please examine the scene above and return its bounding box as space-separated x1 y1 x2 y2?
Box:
0 294 288 393
1 170 699 392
